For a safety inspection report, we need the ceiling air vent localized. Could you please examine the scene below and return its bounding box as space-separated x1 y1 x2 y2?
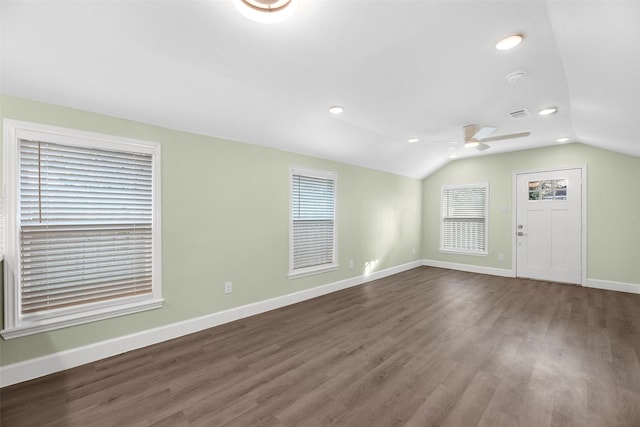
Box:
508 109 529 119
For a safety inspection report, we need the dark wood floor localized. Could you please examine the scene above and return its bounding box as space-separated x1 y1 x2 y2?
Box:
2 266 640 426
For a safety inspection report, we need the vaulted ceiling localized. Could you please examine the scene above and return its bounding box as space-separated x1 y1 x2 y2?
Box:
2 1 639 178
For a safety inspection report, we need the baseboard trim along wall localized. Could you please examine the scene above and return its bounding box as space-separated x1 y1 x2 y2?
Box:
422 259 515 278
0 260 422 387
423 259 640 294
586 278 640 294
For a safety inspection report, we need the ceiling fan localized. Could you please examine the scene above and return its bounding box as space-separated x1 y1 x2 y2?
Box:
461 124 530 151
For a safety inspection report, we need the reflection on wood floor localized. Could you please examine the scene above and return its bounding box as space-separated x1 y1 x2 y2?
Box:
2 266 640 426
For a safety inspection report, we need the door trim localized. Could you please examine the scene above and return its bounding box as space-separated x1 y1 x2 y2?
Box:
511 165 587 285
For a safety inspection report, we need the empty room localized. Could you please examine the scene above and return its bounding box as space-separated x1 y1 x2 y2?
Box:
1 0 640 426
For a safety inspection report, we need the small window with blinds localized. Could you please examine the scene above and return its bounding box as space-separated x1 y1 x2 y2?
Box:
289 167 338 278
1 120 162 339
440 183 489 255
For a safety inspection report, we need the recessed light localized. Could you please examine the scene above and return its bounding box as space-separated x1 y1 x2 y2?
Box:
556 137 571 143
408 138 419 144
448 154 458 159
539 107 558 116
496 35 523 50
328 106 344 115
464 141 479 148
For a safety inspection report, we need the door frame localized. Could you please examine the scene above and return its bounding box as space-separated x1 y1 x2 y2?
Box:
511 165 587 285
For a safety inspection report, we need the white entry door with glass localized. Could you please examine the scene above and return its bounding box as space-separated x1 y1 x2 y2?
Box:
515 168 583 284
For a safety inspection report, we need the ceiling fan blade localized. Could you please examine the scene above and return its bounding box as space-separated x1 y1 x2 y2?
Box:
476 143 490 151
472 126 497 141
481 131 531 142
463 124 481 141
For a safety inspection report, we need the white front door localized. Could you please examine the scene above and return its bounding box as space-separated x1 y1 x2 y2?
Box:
515 168 583 284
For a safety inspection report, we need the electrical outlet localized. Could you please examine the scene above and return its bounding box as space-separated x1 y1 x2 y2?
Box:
412 247 416 255
224 281 232 294
498 254 504 262
349 260 354 269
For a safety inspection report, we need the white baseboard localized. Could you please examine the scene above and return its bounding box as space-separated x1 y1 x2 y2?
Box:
586 278 640 294
422 259 640 295
0 260 422 387
422 259 515 278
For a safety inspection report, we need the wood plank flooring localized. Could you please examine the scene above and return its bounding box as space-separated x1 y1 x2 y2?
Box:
2 266 640 426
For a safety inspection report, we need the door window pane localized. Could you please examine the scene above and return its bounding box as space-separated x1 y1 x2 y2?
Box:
528 179 568 201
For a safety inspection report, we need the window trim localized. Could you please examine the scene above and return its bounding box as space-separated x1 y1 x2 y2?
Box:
439 182 489 256
288 166 338 279
1 119 163 339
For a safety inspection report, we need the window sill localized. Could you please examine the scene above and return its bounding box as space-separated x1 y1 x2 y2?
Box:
439 249 488 257
1 298 164 339
288 263 339 279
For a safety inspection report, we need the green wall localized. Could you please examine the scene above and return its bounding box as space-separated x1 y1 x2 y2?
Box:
422 143 640 284
0 95 422 365
2 93 639 368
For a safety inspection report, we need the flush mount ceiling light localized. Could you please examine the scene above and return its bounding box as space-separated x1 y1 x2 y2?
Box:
556 137 571 143
539 106 558 116
408 138 419 144
233 0 298 24
328 105 344 114
496 34 523 50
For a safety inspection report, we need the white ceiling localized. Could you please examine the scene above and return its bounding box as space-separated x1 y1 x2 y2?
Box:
2 0 639 179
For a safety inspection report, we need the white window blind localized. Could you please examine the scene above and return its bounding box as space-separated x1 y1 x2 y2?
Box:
290 169 337 276
0 198 4 255
19 140 153 315
441 184 488 254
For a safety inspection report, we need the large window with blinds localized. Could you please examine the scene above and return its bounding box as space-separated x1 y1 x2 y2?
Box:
440 183 488 255
289 167 338 278
1 120 162 339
